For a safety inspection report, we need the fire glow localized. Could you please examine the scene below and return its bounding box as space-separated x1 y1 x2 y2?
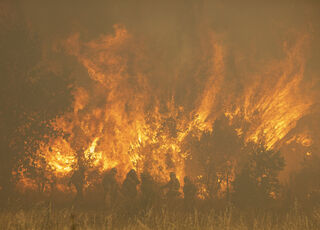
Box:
19 25 314 191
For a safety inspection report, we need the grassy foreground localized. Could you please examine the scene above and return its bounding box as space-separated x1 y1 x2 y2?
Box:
1 205 320 230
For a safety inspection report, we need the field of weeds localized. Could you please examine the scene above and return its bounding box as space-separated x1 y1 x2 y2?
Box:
1 205 320 230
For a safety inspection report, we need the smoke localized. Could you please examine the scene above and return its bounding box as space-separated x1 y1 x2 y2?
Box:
6 0 320 188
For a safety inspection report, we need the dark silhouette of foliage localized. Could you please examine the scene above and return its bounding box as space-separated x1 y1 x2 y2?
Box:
232 144 285 208
286 154 320 209
183 115 244 200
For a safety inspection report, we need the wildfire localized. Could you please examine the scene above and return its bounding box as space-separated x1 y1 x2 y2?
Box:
223 36 312 149
41 138 76 176
18 25 315 192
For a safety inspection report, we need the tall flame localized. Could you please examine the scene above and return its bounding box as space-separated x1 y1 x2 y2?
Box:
19 25 315 190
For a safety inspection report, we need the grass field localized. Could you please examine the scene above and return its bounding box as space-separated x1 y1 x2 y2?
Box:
1 204 319 230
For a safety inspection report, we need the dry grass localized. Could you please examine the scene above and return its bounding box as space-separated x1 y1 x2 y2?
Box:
0 205 319 230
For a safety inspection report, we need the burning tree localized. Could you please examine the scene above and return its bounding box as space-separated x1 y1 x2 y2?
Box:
0 2 74 199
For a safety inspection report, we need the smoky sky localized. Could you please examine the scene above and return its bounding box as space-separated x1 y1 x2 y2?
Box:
19 0 320 86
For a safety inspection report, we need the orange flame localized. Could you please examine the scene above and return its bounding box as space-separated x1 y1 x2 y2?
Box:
18 25 314 191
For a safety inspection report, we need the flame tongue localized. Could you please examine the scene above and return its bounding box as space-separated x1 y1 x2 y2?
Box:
21 26 314 190
224 36 312 149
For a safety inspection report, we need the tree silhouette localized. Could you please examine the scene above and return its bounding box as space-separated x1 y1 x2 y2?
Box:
232 144 285 208
184 115 244 200
287 153 320 209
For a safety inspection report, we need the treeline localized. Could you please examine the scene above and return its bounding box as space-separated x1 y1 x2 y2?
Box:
62 143 320 214
1 1 320 214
